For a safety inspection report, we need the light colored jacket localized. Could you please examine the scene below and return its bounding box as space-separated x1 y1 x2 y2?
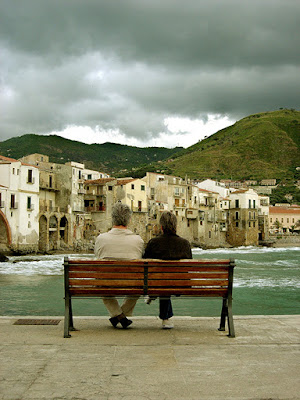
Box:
94 228 144 259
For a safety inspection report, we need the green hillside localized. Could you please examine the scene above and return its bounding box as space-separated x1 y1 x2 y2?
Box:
161 109 300 181
0 134 183 175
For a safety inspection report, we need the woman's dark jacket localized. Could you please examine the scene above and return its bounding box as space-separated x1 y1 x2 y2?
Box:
143 233 192 260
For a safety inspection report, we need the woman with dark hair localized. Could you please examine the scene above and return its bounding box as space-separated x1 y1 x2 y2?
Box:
143 211 192 329
95 202 144 328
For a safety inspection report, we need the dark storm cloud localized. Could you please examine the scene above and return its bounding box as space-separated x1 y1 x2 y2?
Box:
0 0 299 143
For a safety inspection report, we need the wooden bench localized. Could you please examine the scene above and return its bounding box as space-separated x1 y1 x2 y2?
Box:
64 257 235 338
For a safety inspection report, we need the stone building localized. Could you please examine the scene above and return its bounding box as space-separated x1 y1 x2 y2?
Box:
226 189 259 246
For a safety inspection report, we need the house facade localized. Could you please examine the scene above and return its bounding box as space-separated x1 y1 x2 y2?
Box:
0 155 39 253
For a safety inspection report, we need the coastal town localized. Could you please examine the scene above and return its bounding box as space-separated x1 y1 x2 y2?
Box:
0 153 300 255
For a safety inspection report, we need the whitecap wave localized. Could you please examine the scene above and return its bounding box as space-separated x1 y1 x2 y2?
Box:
0 254 94 276
234 277 300 288
192 246 300 255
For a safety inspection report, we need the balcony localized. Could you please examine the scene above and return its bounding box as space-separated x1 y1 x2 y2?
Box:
0 201 4 208
10 202 18 209
27 178 35 184
85 206 106 212
27 204 35 211
40 182 59 191
186 209 198 219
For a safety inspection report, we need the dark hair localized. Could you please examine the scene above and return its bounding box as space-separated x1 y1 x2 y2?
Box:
160 211 177 234
112 202 132 227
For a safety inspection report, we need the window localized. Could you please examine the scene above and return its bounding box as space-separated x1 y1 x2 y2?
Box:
253 221 256 227
108 186 113 191
235 221 239 227
13 168 15 174
88 174 92 179
270 218 273 223
253 200 256 208
49 176 53 188
287 218 289 223
138 201 142 212
79 170 82 179
235 199 239 208
141 185 145 191
131 184 135 190
10 194 16 209
249 211 251 219
249 199 251 208
249 222 251 227
292 218 295 223
27 169 33 183
235 211 239 220
27 197 32 210
174 187 180 196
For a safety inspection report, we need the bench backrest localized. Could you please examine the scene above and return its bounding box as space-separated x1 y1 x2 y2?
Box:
64 258 235 298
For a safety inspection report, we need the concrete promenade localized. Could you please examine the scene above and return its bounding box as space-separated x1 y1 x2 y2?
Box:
0 315 299 400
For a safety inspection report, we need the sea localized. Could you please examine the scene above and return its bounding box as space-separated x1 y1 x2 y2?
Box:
0 247 299 317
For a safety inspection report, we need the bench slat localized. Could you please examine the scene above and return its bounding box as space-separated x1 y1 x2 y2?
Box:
148 288 228 296
147 279 228 287
69 279 144 287
69 272 144 279
67 259 231 265
148 272 228 279
69 288 143 295
147 266 230 272
69 265 145 273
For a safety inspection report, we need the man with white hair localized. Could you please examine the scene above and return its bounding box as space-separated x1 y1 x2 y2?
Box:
95 202 144 328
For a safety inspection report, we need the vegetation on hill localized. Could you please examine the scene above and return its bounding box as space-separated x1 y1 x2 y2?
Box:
0 109 299 185
157 109 300 181
0 134 183 175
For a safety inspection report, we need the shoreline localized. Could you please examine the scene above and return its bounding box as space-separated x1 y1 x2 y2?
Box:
1 242 300 260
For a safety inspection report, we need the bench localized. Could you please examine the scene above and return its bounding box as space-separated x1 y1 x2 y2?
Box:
64 257 235 338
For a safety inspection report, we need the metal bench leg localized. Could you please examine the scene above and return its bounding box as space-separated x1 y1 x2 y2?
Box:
218 298 227 331
227 296 235 338
64 296 72 338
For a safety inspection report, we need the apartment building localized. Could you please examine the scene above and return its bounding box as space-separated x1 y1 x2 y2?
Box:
269 205 300 233
84 178 117 233
226 188 260 246
0 155 39 253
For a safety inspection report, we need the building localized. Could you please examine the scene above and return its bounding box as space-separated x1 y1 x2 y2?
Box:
269 205 300 233
0 155 39 253
226 189 260 246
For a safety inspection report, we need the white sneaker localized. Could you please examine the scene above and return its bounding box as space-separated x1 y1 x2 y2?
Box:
162 319 174 329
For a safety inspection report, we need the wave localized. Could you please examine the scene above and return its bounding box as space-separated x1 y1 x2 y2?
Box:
234 278 300 288
0 254 94 276
192 246 300 255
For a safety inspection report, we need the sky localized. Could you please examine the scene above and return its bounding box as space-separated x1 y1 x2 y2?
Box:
0 0 299 149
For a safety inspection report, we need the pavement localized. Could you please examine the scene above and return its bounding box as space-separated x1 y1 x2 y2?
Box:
0 315 299 400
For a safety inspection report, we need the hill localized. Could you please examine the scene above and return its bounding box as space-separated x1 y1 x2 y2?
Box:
158 109 300 181
0 134 183 175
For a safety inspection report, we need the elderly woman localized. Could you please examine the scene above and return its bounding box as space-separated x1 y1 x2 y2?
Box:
95 202 144 328
143 211 192 329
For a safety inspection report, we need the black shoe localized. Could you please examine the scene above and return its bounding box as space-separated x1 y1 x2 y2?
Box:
109 316 119 328
119 317 133 329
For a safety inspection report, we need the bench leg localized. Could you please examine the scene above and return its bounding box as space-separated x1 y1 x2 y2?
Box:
218 298 227 332
64 297 72 338
227 297 235 338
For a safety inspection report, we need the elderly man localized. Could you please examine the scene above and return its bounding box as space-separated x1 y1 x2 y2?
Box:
95 202 144 328
143 211 192 329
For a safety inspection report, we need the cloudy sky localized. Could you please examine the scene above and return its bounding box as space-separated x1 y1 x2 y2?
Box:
1 0 299 148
